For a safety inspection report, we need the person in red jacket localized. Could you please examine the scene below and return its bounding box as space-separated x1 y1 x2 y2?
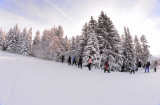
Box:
104 61 110 73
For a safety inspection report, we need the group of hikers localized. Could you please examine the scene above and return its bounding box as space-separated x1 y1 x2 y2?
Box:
64 55 92 70
130 60 158 74
60 55 158 74
61 55 102 71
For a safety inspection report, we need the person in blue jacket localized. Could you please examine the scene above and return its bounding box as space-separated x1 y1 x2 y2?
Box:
72 56 77 66
130 64 136 74
145 61 150 73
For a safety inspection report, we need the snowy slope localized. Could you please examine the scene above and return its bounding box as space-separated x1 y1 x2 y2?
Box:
0 51 160 105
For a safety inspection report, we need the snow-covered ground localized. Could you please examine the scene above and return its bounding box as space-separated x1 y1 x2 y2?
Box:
0 51 160 105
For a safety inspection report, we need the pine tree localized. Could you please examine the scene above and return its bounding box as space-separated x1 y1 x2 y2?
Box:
0 28 5 50
75 35 81 51
83 30 101 68
32 30 40 57
97 11 110 53
39 29 52 59
82 23 89 43
55 26 63 38
60 36 68 54
80 17 97 52
70 36 76 51
26 28 32 55
18 28 27 55
55 26 66 55
134 35 142 64
78 23 89 56
6 24 20 53
35 26 65 60
97 11 123 71
140 35 150 66
63 36 70 52
123 27 136 72
47 34 61 61
79 17 100 65
88 16 98 33
14 25 21 54
18 28 32 56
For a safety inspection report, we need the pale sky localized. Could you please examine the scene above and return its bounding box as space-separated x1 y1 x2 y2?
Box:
0 0 160 56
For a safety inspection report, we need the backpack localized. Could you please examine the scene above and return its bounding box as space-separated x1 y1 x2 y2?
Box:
105 62 109 69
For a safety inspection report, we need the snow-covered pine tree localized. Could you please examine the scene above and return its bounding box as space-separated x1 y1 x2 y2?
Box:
47 32 61 61
60 35 69 55
17 28 27 55
123 27 136 72
140 35 150 66
6 24 20 53
14 25 22 54
55 26 66 55
70 36 76 51
82 23 89 43
55 26 63 38
134 35 142 64
78 23 89 56
68 38 71 51
121 33 125 43
63 35 70 52
26 28 32 55
75 35 81 51
97 11 123 71
79 16 98 52
5 29 13 52
32 30 41 57
97 11 110 54
38 29 52 59
83 30 101 68
17 27 32 56
88 16 98 33
0 28 5 50
42 26 65 61
48 37 61 61
77 17 99 62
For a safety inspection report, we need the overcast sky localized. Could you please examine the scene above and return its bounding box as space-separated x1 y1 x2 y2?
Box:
0 0 160 56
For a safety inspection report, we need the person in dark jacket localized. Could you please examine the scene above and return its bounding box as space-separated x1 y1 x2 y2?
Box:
121 64 125 72
78 56 83 69
153 61 157 72
72 56 77 66
61 55 65 63
145 61 150 73
137 60 142 71
68 56 71 65
104 61 110 73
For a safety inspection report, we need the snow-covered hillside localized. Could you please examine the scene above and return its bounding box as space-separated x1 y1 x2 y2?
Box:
0 51 160 105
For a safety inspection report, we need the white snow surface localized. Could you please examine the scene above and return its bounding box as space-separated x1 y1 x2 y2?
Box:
0 51 160 105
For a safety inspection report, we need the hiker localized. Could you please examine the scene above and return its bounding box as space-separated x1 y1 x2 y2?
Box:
104 61 110 73
130 64 136 74
62 55 65 63
68 56 71 65
88 56 92 70
137 60 142 71
153 61 157 72
121 64 125 72
78 56 83 69
72 56 77 66
145 61 150 73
